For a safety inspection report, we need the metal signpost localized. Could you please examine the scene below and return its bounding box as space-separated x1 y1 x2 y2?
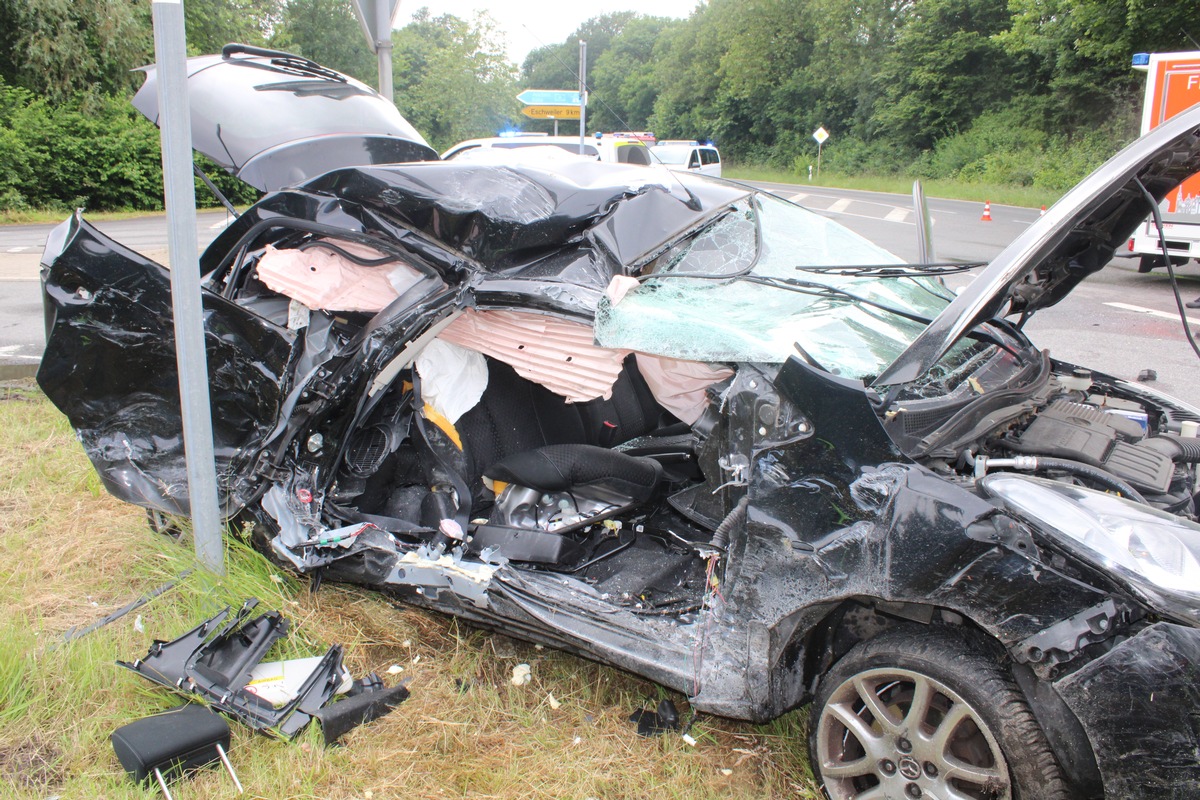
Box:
516 90 583 136
350 0 402 100
579 41 587 155
813 126 829 180
149 0 224 573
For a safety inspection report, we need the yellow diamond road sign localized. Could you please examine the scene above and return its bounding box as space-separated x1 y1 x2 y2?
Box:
522 105 582 120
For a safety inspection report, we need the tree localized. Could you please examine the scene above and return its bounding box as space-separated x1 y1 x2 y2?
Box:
871 0 1018 149
521 12 644 133
184 0 286 55
0 0 151 102
1001 0 1200 131
590 16 679 131
391 10 520 150
271 0 376 83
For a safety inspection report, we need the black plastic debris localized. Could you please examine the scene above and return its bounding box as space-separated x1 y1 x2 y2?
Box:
111 704 243 799
118 598 408 741
630 698 680 737
1137 368 1158 382
314 679 410 744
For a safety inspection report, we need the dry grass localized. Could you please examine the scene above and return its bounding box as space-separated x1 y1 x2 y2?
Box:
0 380 820 799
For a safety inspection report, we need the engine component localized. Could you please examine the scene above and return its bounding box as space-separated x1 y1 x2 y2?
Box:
1003 399 1172 493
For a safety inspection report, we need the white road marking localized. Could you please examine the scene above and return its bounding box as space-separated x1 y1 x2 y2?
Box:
0 346 39 359
209 219 234 229
1105 301 1200 325
5 246 30 253
828 198 852 213
884 207 909 223
789 193 808 202
814 209 914 225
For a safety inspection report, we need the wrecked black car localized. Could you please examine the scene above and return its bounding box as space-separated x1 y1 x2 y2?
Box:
36 48 1200 799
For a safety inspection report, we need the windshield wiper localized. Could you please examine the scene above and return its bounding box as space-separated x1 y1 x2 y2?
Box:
222 44 348 83
793 261 985 277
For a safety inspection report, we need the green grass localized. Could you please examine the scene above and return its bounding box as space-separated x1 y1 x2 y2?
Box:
0 204 239 226
725 165 1062 208
0 380 821 799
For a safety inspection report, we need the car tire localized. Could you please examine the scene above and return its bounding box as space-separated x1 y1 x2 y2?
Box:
808 625 1072 800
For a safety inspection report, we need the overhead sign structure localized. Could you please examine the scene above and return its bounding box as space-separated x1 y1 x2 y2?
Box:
521 105 582 120
517 89 583 106
349 0 402 99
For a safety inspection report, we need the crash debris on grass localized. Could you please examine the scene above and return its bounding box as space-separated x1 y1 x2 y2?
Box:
117 598 408 745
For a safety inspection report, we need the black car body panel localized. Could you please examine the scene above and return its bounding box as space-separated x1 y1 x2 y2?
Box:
1054 623 1200 797
37 213 295 514
38 51 1200 799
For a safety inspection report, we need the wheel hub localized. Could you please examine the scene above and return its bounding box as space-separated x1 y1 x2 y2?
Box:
815 667 1011 800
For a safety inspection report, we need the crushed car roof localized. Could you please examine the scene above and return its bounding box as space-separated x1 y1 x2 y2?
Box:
204 160 752 290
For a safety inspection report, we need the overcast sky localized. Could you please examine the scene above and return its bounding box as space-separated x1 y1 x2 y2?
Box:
395 1 702 65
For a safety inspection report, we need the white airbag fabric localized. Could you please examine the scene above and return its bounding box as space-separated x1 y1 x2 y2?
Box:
415 339 488 423
438 308 626 403
255 242 423 312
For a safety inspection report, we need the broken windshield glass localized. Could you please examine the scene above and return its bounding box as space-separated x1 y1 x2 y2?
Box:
595 192 954 379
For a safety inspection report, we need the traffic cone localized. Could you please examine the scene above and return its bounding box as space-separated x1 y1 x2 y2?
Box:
981 201 993 222
1040 205 1046 216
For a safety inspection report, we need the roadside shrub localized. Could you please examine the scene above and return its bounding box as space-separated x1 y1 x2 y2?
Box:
808 134 917 177
0 79 258 212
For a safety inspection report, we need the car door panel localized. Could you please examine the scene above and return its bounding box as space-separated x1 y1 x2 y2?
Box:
37 213 297 515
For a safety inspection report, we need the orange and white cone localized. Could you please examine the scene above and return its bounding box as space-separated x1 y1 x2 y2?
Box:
1040 205 1046 216
981 201 993 222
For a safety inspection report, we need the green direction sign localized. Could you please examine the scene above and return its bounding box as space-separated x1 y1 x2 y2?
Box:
517 89 583 106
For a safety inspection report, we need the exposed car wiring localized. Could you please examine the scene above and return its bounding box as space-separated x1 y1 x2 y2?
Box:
1133 176 1200 363
296 239 403 267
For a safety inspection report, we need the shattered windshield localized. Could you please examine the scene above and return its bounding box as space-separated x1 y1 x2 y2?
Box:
594 192 955 380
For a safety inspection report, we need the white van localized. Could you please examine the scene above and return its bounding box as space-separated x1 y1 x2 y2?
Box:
442 134 652 165
650 142 722 177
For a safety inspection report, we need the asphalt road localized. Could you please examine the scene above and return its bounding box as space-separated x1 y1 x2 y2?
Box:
3 186 1200 404
0 210 235 376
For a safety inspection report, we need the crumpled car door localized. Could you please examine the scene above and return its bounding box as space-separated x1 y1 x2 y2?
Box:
37 213 296 516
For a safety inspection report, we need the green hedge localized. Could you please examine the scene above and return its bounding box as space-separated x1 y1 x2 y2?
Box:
0 80 256 212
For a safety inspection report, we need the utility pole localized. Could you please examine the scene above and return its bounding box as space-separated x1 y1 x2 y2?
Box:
578 40 587 155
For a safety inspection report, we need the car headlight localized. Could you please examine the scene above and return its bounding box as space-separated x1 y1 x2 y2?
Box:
981 474 1200 617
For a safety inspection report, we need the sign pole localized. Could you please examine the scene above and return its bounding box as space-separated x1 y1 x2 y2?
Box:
150 0 224 574
578 40 587 154
375 0 392 100
812 126 830 182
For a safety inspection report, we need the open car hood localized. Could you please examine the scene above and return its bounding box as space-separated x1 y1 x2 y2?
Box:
875 102 1200 387
132 44 438 192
